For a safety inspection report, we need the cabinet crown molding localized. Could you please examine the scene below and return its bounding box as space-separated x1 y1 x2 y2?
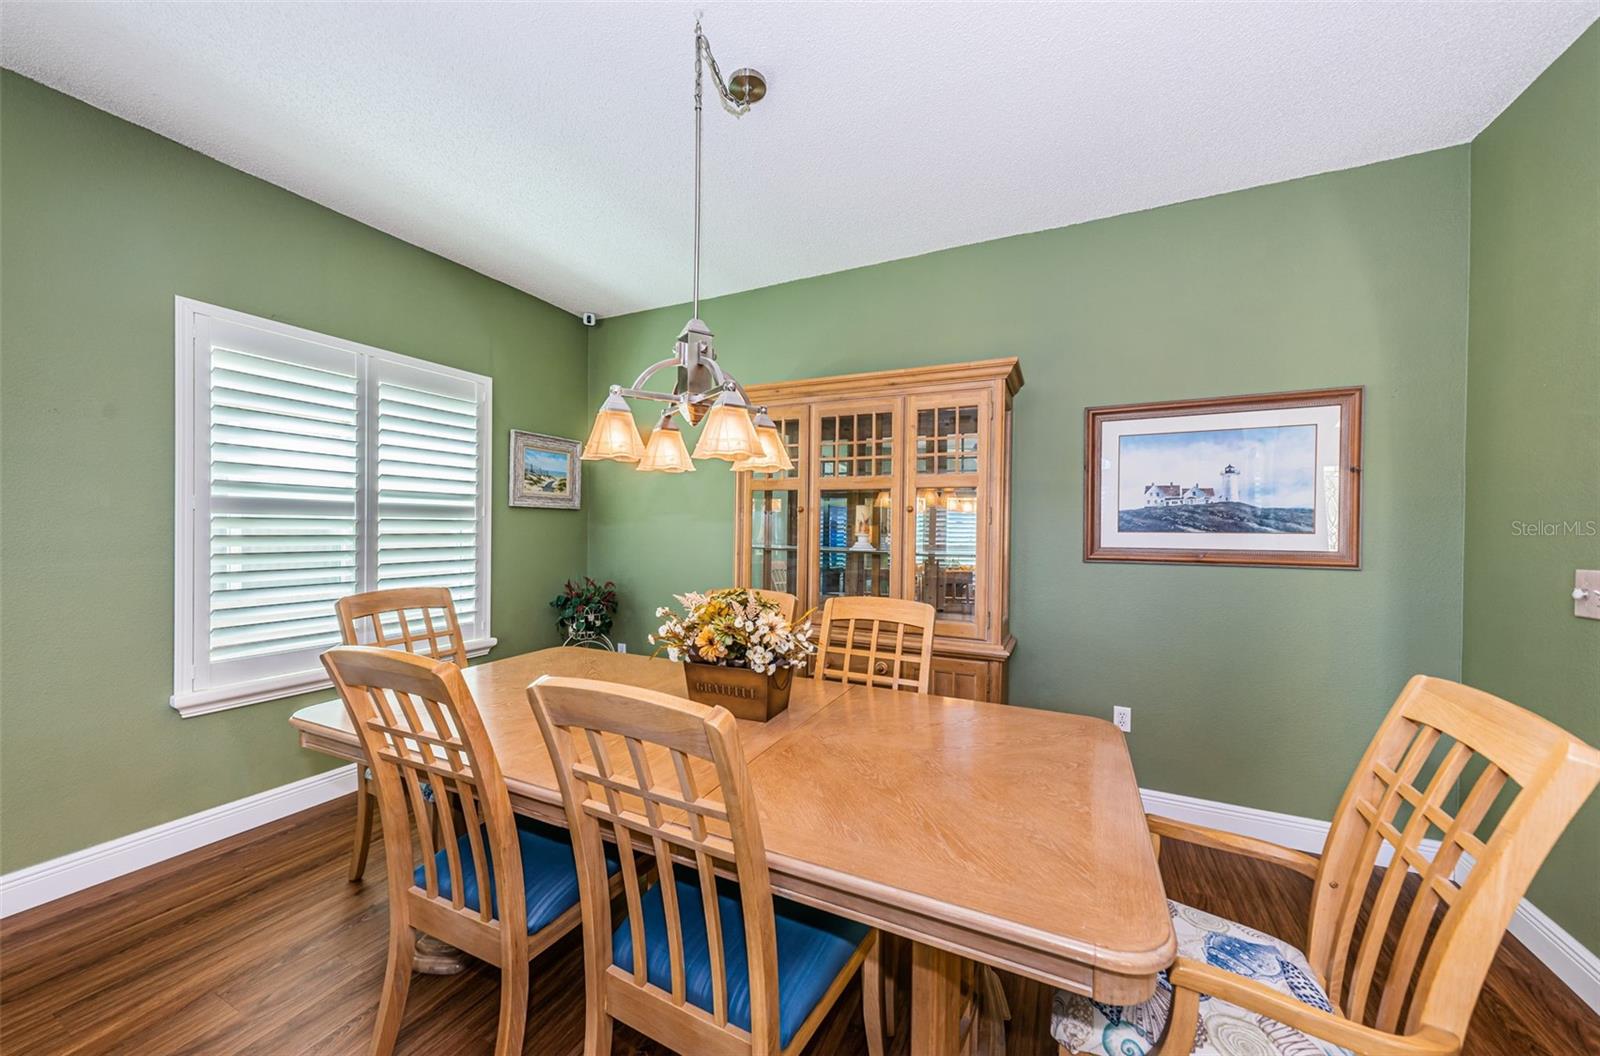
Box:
744 357 1023 403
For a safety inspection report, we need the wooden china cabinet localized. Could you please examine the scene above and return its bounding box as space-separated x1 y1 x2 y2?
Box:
733 358 1022 702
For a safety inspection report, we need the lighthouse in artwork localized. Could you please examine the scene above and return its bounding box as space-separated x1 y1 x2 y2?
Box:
1219 463 1241 503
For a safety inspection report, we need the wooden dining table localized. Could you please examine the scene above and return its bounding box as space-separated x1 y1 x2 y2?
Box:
289 647 1174 1055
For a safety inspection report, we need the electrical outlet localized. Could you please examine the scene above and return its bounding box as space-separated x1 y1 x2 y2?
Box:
616 642 628 653
1113 706 1132 733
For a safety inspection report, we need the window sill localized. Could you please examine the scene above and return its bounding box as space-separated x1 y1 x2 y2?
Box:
169 637 499 718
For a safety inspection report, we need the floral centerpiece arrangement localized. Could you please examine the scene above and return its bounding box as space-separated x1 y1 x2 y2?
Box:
549 577 618 648
651 588 814 720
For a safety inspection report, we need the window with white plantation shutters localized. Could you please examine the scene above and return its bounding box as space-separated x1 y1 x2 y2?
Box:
174 300 493 717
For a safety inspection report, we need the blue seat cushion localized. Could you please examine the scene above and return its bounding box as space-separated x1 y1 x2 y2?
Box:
413 816 614 935
613 870 870 1047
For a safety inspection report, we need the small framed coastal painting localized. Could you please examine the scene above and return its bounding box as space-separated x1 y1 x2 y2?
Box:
1084 387 1362 568
509 430 582 510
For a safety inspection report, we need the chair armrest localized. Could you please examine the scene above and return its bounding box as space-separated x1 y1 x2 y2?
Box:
1146 815 1321 879
1163 957 1459 1056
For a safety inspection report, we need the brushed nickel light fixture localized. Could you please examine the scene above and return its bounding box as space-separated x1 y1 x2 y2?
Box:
583 18 790 475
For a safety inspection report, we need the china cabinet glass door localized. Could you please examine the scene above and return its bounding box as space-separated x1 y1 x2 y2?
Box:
906 394 990 639
814 404 898 603
746 409 805 600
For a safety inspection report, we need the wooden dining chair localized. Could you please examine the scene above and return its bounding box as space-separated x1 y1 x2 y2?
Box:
335 587 469 882
528 675 887 1056
811 595 937 1040
1053 675 1600 1056
812 596 936 693
323 646 597 1056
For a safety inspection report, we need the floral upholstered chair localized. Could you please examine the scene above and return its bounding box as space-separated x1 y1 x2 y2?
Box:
1054 901 1351 1055
1055 675 1599 1056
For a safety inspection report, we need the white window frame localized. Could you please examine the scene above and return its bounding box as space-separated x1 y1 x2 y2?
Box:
173 297 495 717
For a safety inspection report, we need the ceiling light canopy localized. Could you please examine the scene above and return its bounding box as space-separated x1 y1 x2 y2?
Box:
583 17 768 472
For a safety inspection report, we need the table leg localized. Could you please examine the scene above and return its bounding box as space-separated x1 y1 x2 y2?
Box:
911 941 964 1056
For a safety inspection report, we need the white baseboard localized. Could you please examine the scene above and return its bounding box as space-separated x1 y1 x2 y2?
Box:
1140 786 1600 1012
1142 787 1333 854
1500 896 1600 1012
0 764 358 918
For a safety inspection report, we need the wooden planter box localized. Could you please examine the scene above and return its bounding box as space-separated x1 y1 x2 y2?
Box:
682 663 793 722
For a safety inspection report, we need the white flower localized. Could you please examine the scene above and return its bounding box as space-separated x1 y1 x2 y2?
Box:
667 647 682 662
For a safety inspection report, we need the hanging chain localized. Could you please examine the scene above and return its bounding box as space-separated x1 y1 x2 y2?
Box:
697 20 754 118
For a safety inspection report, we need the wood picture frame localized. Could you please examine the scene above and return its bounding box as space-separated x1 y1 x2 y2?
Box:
1084 387 1362 568
509 430 582 510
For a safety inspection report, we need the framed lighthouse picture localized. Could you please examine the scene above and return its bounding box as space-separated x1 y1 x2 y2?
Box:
1084 387 1362 569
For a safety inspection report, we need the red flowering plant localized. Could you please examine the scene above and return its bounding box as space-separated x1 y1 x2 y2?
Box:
549 577 618 643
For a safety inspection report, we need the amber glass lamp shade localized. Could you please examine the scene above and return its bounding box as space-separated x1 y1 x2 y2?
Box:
581 391 645 462
735 410 794 473
691 391 761 462
637 417 696 473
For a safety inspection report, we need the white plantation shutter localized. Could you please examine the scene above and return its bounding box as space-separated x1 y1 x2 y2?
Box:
208 344 359 670
175 302 493 716
373 363 484 636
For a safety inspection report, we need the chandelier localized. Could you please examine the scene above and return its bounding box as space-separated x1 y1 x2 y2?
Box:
581 18 792 476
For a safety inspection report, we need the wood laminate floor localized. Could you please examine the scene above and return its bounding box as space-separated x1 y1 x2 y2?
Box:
1 796 1594 1055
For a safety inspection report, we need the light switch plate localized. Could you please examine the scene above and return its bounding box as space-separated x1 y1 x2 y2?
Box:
1577 570 1600 621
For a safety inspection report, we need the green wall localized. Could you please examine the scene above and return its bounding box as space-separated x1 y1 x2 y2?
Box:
0 73 590 871
588 147 1472 826
1463 24 1600 951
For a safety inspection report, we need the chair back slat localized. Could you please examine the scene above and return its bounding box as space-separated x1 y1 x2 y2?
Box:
1320 723 1441 1002
624 736 691 1004
336 587 469 665
530 676 783 1051
813 596 936 693
1373 758 1505 1032
583 726 652 986
1306 675 1600 1039
1341 740 1472 1017
671 745 732 1024
324 646 526 957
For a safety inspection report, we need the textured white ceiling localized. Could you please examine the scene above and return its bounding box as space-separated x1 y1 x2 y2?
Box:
3 1 1595 317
